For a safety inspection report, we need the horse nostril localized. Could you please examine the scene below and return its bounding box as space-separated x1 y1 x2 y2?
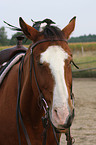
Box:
54 109 57 113
54 109 58 116
64 109 75 128
63 117 72 129
53 109 59 119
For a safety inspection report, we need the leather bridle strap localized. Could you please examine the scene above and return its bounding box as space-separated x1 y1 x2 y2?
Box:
16 56 32 145
16 38 72 145
65 128 75 145
30 38 68 116
31 45 60 145
30 38 68 51
30 38 67 145
30 39 75 145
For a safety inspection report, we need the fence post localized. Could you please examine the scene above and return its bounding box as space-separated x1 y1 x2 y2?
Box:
81 46 84 55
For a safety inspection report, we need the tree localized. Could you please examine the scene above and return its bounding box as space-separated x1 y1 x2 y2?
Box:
0 27 9 45
9 32 32 45
69 34 96 43
9 32 23 45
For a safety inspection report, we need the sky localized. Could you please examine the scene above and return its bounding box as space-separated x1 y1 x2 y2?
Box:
0 0 96 39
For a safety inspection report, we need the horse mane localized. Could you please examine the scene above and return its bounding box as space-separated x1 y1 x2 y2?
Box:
4 19 64 40
42 25 64 39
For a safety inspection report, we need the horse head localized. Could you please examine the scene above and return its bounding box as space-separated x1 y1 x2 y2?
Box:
19 17 76 133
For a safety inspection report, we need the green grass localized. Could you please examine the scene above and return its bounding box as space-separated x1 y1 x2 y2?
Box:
72 70 96 78
72 51 96 68
72 51 96 77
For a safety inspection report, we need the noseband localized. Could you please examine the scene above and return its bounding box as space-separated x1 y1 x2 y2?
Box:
16 38 75 145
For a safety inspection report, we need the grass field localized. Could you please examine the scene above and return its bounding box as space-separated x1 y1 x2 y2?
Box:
72 50 96 77
69 42 96 52
0 42 96 51
0 45 29 51
72 51 96 68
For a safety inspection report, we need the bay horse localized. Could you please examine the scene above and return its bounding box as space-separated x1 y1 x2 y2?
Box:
0 17 76 145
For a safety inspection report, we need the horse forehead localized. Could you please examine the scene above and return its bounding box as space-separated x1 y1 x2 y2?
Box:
40 45 69 106
40 45 69 68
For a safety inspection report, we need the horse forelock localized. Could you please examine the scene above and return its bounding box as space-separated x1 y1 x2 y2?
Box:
41 25 64 39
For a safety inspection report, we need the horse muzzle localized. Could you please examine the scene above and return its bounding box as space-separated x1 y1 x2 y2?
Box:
50 108 75 133
59 109 75 130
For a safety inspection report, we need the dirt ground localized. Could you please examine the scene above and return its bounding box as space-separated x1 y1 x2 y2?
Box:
60 78 96 145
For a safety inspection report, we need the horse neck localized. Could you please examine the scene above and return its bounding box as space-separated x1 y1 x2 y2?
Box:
20 50 43 126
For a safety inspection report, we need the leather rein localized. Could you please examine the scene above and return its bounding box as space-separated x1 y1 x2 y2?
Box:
16 38 75 145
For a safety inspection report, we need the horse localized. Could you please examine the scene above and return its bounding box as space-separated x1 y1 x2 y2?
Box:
0 16 76 145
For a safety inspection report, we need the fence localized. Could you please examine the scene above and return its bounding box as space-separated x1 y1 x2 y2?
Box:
72 60 96 78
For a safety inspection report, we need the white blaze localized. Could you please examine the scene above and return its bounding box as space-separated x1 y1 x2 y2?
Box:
40 45 69 127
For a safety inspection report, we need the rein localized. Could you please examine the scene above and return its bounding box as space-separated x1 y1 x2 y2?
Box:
16 38 76 145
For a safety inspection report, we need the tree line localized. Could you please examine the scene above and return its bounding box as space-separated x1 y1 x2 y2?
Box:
0 26 96 46
69 34 96 43
0 26 31 46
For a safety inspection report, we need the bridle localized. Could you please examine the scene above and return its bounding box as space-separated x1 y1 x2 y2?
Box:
16 38 76 145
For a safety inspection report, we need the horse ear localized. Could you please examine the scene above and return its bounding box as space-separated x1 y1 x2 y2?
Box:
19 17 39 41
62 16 76 39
